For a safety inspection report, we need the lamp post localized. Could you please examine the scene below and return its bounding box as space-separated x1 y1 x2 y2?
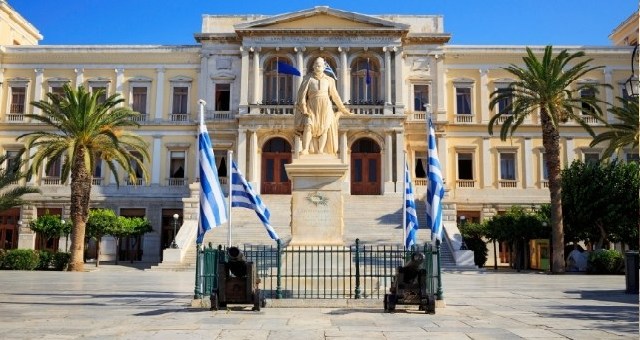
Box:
459 215 468 250
624 43 639 98
171 214 179 249
61 219 68 252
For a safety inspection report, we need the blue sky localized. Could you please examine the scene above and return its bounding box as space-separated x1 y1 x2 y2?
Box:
8 1 637 46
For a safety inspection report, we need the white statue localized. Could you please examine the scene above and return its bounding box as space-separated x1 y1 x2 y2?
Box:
294 57 351 155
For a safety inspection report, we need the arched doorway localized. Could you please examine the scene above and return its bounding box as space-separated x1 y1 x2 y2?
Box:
350 138 381 195
261 137 292 194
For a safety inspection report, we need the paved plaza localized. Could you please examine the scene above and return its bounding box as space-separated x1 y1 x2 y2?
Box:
0 266 637 339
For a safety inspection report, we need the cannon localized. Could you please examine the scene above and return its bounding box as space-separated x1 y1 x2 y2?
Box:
210 246 265 311
384 251 436 314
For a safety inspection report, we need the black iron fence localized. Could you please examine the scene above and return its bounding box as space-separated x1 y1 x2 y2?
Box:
194 239 443 300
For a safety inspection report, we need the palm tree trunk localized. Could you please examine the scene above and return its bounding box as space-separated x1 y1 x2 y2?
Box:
540 110 565 273
68 150 92 272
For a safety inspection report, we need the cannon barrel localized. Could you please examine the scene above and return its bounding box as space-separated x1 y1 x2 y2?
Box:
227 246 248 278
400 251 425 284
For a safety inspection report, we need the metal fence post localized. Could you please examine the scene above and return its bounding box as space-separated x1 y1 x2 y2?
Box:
276 239 282 299
355 238 361 299
436 240 443 300
194 243 201 299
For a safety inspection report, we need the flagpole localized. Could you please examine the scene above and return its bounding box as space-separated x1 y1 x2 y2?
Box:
402 150 407 249
276 57 279 104
198 99 205 243
227 150 233 247
365 58 369 102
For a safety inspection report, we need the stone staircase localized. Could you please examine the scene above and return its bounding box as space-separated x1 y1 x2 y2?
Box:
149 194 457 271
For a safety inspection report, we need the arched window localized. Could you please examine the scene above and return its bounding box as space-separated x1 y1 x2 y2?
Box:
351 57 380 104
263 57 295 105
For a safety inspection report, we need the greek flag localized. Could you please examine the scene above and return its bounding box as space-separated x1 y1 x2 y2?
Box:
404 161 419 248
426 118 445 243
324 61 337 80
277 61 301 76
197 120 228 244
231 161 279 241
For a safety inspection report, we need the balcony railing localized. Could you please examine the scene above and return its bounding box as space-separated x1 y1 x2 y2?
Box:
414 178 427 186
253 105 294 115
6 114 25 122
170 113 190 122
131 114 148 123
456 179 476 188
205 110 233 120
92 178 103 186
541 180 549 188
455 114 474 123
581 115 601 125
348 105 384 115
499 180 517 188
42 177 61 186
495 114 513 124
124 178 143 186
10 103 25 114
167 178 187 186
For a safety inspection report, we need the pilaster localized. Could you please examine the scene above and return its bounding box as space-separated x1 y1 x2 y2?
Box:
523 137 533 188
33 68 44 115
479 68 489 123
155 68 165 121
239 47 249 113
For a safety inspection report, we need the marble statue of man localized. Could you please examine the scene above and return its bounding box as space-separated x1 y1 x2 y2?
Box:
294 57 351 155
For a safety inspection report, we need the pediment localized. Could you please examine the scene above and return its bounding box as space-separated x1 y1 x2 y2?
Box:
235 6 408 32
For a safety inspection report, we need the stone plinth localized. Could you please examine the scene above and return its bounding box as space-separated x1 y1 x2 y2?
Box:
285 155 348 246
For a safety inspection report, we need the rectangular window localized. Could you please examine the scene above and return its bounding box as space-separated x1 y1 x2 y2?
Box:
172 87 188 114
580 88 595 115
91 86 107 104
93 154 102 178
130 152 144 179
496 85 513 115
50 86 65 98
413 85 429 111
626 152 639 164
5 150 20 175
45 156 62 178
132 87 148 114
215 84 230 111
457 153 473 180
414 152 427 179
169 151 185 179
10 87 26 114
541 153 549 181
499 152 516 180
455 87 472 115
584 152 600 164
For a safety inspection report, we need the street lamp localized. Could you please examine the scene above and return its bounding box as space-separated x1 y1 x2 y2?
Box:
61 219 68 252
624 43 639 98
171 214 179 249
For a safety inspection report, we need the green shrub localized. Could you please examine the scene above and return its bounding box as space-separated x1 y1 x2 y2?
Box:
3 249 40 270
0 249 6 269
51 252 70 271
587 249 624 274
459 222 488 268
37 250 53 270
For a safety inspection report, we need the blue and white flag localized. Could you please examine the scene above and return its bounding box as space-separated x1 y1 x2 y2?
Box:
231 161 279 241
324 61 337 80
277 61 301 76
197 119 228 244
404 161 419 249
426 118 445 243
365 59 371 85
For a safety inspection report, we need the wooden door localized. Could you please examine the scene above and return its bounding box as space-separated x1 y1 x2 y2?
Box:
0 208 19 250
261 138 292 195
350 138 381 195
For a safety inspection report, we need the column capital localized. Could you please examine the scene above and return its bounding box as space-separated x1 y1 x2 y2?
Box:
34 68 44 74
74 68 84 74
155 67 165 73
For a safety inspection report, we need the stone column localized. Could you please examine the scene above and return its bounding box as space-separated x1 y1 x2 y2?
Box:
199 54 209 105
384 131 394 193
115 68 125 97
252 48 261 104
0 68 4 109
384 47 392 105
437 134 447 184
340 130 349 192
394 130 404 192
393 47 404 113
339 47 349 102
482 137 491 188
436 55 447 120
295 47 305 101
155 68 165 121
564 137 575 165
604 68 615 122
236 128 247 178
74 68 84 88
151 135 162 186
239 47 249 114
33 68 44 115
523 137 533 188
248 130 258 188
479 68 489 123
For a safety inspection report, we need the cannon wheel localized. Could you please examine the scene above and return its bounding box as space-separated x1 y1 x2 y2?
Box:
210 292 219 311
426 295 436 314
252 289 261 311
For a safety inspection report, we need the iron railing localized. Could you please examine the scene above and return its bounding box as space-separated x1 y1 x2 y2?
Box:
194 239 442 300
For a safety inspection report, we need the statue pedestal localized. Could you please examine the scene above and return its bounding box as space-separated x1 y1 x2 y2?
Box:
285 154 348 246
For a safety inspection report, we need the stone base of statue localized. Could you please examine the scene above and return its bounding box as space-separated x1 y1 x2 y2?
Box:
285 154 348 246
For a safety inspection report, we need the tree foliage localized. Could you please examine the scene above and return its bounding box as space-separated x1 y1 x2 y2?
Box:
590 96 639 159
0 152 40 213
561 160 639 249
488 46 608 273
29 213 70 245
86 209 118 267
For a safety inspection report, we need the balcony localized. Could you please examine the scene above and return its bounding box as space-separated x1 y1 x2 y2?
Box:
124 178 144 186
541 180 549 188
499 180 518 188
6 113 25 122
414 178 427 186
131 114 148 123
456 179 476 188
92 178 103 186
167 178 187 186
455 114 474 123
495 114 513 124
170 113 191 123
42 177 61 186
205 110 233 120
348 105 384 115
251 105 294 115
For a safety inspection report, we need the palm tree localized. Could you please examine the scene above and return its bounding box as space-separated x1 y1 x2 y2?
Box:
0 153 40 212
19 84 149 272
590 96 639 159
488 46 608 273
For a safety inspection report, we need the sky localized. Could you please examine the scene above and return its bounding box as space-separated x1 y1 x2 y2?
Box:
8 1 638 46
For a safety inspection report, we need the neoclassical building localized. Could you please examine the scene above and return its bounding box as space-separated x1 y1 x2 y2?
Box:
0 3 636 265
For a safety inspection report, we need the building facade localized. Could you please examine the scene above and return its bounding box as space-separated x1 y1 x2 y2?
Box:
0 3 635 264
